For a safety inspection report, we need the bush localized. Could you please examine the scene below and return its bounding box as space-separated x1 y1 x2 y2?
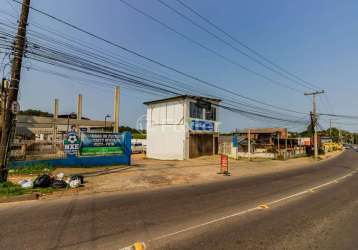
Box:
132 133 146 139
0 182 25 196
276 155 285 160
9 163 55 175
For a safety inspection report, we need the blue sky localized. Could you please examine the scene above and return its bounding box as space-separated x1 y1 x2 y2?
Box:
1 0 358 132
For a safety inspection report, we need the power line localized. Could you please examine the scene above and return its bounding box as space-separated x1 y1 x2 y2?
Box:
21 38 306 124
19 24 305 120
175 0 322 91
11 0 307 116
24 38 304 122
319 113 358 120
3 1 310 129
120 0 303 93
156 0 314 92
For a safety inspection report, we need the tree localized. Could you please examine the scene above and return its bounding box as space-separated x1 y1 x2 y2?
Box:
18 109 53 117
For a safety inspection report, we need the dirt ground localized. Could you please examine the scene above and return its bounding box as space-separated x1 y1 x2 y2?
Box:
9 150 340 199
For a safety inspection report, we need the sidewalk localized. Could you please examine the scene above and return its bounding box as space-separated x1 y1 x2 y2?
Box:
33 150 343 199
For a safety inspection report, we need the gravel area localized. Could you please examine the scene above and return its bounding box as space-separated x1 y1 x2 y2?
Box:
22 150 343 199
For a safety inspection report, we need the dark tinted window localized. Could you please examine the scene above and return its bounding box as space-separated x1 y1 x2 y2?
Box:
190 102 203 119
205 107 216 121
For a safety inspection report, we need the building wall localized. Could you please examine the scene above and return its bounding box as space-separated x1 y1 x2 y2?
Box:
146 100 186 160
146 97 220 160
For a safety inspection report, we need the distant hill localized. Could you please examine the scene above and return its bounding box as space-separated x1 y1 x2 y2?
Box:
18 109 53 117
18 110 91 120
18 109 146 135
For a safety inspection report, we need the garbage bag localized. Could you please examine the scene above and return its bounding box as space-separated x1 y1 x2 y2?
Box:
33 174 52 188
55 172 65 180
18 179 33 189
70 175 84 184
69 179 81 188
51 179 67 189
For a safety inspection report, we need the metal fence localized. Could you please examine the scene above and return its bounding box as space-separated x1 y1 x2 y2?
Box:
10 131 66 161
218 135 232 155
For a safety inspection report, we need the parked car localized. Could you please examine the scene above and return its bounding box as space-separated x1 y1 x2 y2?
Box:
131 142 146 154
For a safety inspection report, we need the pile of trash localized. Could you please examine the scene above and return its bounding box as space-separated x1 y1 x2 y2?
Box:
18 173 84 189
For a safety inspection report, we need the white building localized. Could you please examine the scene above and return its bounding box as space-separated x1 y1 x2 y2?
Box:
144 95 221 160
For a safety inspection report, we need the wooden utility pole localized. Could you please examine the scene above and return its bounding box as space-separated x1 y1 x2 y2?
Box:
285 137 288 160
277 132 280 158
304 90 325 159
248 129 251 160
52 98 59 150
0 0 30 182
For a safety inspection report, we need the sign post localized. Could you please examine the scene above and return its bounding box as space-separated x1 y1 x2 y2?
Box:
219 154 230 176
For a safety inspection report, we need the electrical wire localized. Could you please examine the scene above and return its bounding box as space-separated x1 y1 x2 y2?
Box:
156 0 315 92
175 0 322 91
11 0 308 116
3 2 312 129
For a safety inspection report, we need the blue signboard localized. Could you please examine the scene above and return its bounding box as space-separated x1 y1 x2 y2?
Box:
10 132 132 167
80 132 124 155
232 136 238 147
191 120 214 131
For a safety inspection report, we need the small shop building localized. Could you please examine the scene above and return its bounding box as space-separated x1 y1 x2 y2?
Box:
144 95 221 160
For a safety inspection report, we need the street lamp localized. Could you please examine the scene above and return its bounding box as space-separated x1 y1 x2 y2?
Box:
104 114 111 132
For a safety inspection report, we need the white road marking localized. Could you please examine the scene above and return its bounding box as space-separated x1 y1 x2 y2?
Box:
267 190 309 206
153 207 259 240
141 169 358 244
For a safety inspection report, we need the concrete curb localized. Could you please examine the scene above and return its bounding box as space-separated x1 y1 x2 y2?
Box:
0 192 40 204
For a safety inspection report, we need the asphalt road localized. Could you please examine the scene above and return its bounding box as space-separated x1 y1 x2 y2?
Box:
0 150 358 250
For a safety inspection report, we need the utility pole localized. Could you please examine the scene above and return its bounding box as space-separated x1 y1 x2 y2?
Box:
0 78 9 125
277 132 280 158
0 0 30 182
248 129 251 160
76 94 83 132
329 119 332 138
113 86 120 133
304 90 324 159
52 98 59 151
285 137 288 160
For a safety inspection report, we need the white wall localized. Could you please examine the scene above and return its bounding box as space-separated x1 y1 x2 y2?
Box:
146 100 186 160
236 152 275 159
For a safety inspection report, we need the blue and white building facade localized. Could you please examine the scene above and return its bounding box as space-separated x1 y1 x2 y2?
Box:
144 95 221 160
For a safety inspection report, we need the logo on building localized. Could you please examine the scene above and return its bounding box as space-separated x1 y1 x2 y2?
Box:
64 131 80 155
191 120 214 131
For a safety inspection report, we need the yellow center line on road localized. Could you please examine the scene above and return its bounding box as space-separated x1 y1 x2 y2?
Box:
121 168 358 249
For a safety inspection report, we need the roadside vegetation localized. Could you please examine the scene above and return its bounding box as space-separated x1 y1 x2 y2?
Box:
0 181 55 197
8 163 55 175
0 163 57 198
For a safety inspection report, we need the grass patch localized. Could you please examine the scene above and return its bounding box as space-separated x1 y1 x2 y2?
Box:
0 181 56 197
0 182 25 196
31 187 56 194
8 163 55 175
